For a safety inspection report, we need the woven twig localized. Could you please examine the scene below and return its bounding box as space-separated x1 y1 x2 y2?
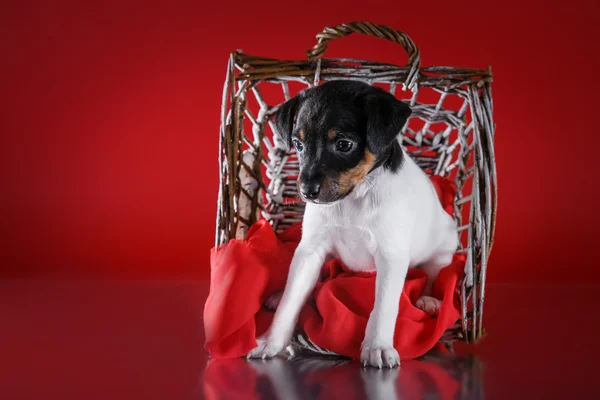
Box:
306 22 420 90
216 22 496 349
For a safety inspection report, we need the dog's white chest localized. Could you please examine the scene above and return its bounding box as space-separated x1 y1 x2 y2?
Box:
329 226 377 272
319 200 379 273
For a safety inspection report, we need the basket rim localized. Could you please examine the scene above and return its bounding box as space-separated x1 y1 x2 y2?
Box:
234 50 492 72
230 49 493 89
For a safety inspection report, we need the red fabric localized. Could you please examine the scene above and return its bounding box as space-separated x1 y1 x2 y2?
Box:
204 176 465 360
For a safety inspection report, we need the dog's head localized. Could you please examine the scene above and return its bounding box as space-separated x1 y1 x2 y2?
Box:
275 80 412 204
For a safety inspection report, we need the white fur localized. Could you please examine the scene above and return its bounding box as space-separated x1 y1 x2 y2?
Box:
248 143 458 367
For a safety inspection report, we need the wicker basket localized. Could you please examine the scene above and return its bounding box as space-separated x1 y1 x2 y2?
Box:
215 22 496 352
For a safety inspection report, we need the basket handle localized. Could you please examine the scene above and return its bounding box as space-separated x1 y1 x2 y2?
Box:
307 21 421 90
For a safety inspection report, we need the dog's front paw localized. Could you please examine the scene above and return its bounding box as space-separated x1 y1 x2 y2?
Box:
360 345 400 369
246 336 290 359
416 295 442 315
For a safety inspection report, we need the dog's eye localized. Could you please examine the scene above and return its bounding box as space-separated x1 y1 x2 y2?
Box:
292 138 304 153
335 139 353 153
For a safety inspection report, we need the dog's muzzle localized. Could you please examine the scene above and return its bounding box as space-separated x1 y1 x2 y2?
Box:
300 181 321 200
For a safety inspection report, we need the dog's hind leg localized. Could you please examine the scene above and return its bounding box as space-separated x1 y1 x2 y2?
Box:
264 254 333 311
415 252 453 315
264 291 283 310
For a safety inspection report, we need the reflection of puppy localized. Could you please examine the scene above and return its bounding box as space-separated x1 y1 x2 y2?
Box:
248 358 306 400
248 81 458 367
361 367 400 400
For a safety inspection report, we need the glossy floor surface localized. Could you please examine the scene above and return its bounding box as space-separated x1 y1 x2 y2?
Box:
1 280 598 399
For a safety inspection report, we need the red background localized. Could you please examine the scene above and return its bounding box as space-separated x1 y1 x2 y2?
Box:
1 0 598 282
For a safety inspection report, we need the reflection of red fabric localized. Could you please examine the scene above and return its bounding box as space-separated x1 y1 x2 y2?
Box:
203 357 463 400
203 359 260 400
204 176 465 360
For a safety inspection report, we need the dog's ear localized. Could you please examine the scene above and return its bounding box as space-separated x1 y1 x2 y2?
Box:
363 89 412 155
275 95 304 151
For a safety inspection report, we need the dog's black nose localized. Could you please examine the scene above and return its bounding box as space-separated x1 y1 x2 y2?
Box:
301 182 321 200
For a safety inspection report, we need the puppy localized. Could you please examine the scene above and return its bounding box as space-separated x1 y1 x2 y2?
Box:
248 81 458 368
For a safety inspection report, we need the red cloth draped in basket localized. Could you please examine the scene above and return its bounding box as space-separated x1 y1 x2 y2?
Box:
204 176 465 360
